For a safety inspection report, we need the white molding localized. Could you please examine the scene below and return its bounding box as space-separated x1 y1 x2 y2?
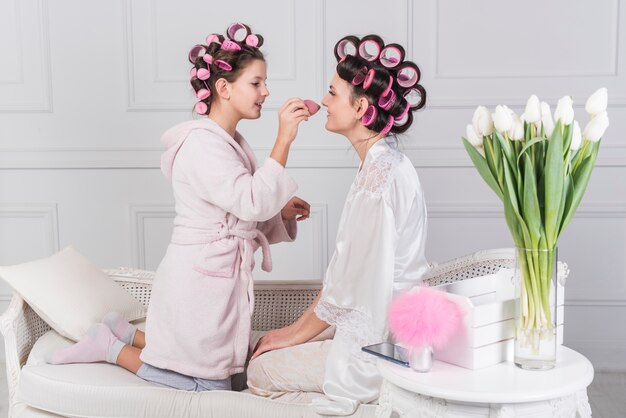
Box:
0 0 52 112
124 0 323 111
0 0 24 85
129 205 174 269
432 0 621 80
2 143 625 169
424 0 626 108
567 300 626 307
309 203 328 280
0 204 60 299
0 204 60 254
427 202 626 219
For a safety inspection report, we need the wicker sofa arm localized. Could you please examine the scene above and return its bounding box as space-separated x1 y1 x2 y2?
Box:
0 294 53 413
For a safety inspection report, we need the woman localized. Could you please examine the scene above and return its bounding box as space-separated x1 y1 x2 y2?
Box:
247 34 430 415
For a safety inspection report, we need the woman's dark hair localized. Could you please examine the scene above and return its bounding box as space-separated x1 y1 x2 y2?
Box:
334 34 426 135
189 26 265 116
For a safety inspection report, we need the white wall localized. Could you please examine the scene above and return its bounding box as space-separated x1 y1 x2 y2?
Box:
0 0 624 370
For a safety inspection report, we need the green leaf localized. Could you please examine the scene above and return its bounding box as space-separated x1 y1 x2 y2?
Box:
558 173 574 236
494 131 517 178
523 156 542 246
483 137 499 185
563 124 573 160
463 138 504 200
503 155 532 248
517 137 547 164
544 121 565 248
559 142 599 233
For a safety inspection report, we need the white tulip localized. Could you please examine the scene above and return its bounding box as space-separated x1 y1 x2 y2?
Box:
492 105 513 133
521 94 541 123
465 124 483 148
570 121 582 151
583 111 609 142
472 106 493 136
585 87 608 116
508 112 524 141
553 96 575 125
540 102 555 136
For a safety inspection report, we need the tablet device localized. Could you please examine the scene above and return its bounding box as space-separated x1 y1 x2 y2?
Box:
361 342 410 367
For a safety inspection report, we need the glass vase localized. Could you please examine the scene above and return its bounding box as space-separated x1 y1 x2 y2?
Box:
514 247 559 370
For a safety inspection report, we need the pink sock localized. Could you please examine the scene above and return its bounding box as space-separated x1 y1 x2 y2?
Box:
46 323 124 365
102 311 137 346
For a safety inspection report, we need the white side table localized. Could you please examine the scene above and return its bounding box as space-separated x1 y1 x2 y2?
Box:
376 346 594 418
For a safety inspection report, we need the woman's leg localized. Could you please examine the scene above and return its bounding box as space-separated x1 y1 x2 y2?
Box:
247 339 332 403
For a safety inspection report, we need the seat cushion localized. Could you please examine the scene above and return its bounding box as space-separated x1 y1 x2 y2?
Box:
18 362 377 418
21 326 378 418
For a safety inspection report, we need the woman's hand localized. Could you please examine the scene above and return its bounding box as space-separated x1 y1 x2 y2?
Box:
281 196 310 221
276 98 310 145
251 325 297 360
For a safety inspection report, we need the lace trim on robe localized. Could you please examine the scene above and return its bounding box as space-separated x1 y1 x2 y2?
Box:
315 299 385 364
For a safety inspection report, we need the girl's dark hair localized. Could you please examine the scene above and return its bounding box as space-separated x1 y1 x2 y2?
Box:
189 27 265 116
334 34 426 135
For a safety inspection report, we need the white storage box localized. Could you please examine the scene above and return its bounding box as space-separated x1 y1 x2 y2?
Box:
433 268 565 370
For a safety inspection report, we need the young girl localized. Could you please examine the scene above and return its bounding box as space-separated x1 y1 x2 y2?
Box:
247 34 430 414
48 23 312 391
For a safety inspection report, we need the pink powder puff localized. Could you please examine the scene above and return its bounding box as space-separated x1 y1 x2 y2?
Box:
388 287 464 350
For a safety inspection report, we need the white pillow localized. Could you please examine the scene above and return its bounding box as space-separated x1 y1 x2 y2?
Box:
0 246 146 341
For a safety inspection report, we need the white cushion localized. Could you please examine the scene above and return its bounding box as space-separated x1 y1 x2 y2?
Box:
18 359 377 418
0 246 146 341
20 327 377 418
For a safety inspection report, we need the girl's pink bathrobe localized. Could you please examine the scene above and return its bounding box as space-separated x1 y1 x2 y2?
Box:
140 118 298 380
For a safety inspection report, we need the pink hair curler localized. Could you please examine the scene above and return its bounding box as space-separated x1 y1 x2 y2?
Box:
379 44 405 69
396 62 421 88
227 23 250 42
195 79 211 100
351 66 368 86
246 34 259 47
357 38 382 62
404 85 426 110
206 34 221 46
196 68 210 80
221 40 241 51
196 88 210 100
378 90 396 111
215 60 232 71
362 105 377 127
380 114 394 135
190 68 197 78
393 110 412 127
303 100 320 116
363 69 376 90
334 35 359 61
381 75 393 97
188 44 206 64
203 54 213 64
195 101 208 115
394 100 410 121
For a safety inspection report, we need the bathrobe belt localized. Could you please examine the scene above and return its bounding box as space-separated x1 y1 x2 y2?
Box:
171 224 273 274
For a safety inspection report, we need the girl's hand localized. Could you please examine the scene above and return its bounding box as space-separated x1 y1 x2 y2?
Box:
277 98 310 145
251 325 297 360
281 196 310 221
